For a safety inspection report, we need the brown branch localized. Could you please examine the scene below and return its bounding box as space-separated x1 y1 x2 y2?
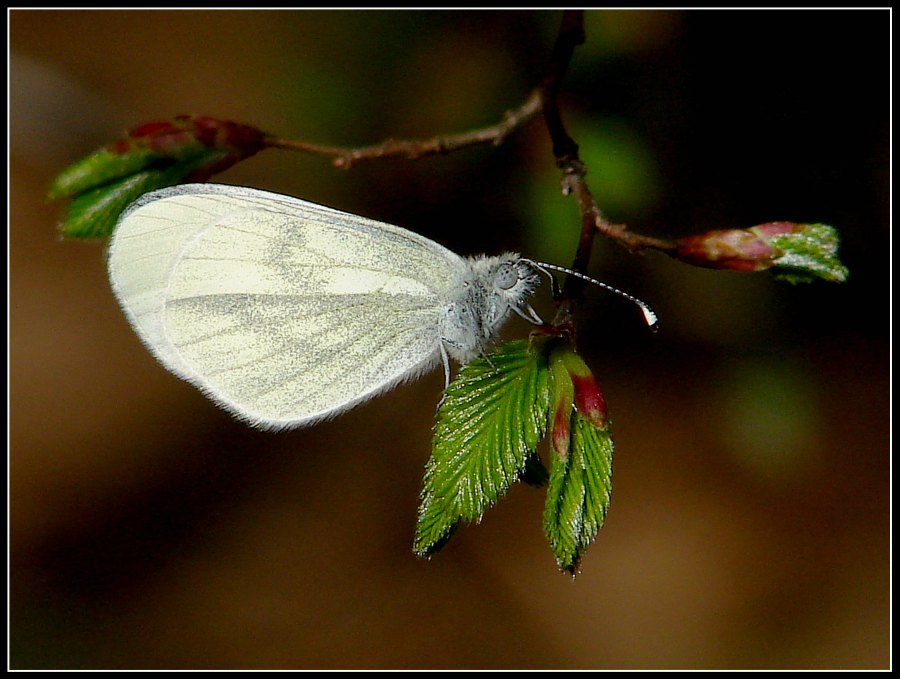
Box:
538 9 584 164
263 10 677 284
263 90 543 169
539 11 602 306
536 10 676 314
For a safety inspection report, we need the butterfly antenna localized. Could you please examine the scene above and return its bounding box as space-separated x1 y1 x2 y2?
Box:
525 260 659 330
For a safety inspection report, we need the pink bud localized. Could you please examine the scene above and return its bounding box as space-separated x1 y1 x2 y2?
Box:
676 223 803 272
549 346 576 458
184 115 267 156
548 341 611 455
127 120 182 138
572 373 607 428
111 116 266 162
750 221 802 238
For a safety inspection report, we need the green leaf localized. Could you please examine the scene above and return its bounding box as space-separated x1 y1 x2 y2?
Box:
414 339 552 557
47 148 163 201
50 116 267 239
543 413 615 575
769 222 849 284
57 153 230 239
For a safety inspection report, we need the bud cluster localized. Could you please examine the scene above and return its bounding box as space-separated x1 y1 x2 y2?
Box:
549 343 608 457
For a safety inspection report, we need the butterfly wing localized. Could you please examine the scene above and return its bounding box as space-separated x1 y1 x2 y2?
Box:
108 183 467 429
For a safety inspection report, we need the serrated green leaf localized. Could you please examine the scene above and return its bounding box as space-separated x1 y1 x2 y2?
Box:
543 414 614 575
770 222 849 283
414 339 552 557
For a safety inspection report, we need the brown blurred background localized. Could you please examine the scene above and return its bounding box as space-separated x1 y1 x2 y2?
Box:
10 9 888 669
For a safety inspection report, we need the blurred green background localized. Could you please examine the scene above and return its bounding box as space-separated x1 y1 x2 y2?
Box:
10 9 888 669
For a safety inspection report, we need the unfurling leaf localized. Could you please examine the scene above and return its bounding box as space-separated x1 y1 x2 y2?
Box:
766 222 849 284
49 116 267 239
544 413 614 576
543 343 614 575
416 337 617 575
676 222 848 283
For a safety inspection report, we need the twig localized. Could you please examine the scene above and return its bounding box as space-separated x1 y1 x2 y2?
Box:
264 11 677 284
263 90 543 169
537 11 676 309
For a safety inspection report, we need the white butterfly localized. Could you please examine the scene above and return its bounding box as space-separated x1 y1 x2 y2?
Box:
107 183 550 430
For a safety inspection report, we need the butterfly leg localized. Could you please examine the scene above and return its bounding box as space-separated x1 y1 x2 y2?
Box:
512 302 545 326
439 340 452 388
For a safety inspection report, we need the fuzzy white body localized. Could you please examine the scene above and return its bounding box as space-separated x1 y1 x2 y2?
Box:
108 184 540 430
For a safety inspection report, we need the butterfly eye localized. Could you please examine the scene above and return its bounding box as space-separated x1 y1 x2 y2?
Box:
496 262 519 290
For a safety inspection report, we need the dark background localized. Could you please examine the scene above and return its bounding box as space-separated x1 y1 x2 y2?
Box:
10 9 889 669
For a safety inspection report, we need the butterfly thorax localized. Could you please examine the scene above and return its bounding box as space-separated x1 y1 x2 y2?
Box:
440 254 540 364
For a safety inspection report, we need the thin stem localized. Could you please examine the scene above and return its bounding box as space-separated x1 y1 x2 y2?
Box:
537 11 676 315
537 10 598 307
539 9 584 163
263 90 543 169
